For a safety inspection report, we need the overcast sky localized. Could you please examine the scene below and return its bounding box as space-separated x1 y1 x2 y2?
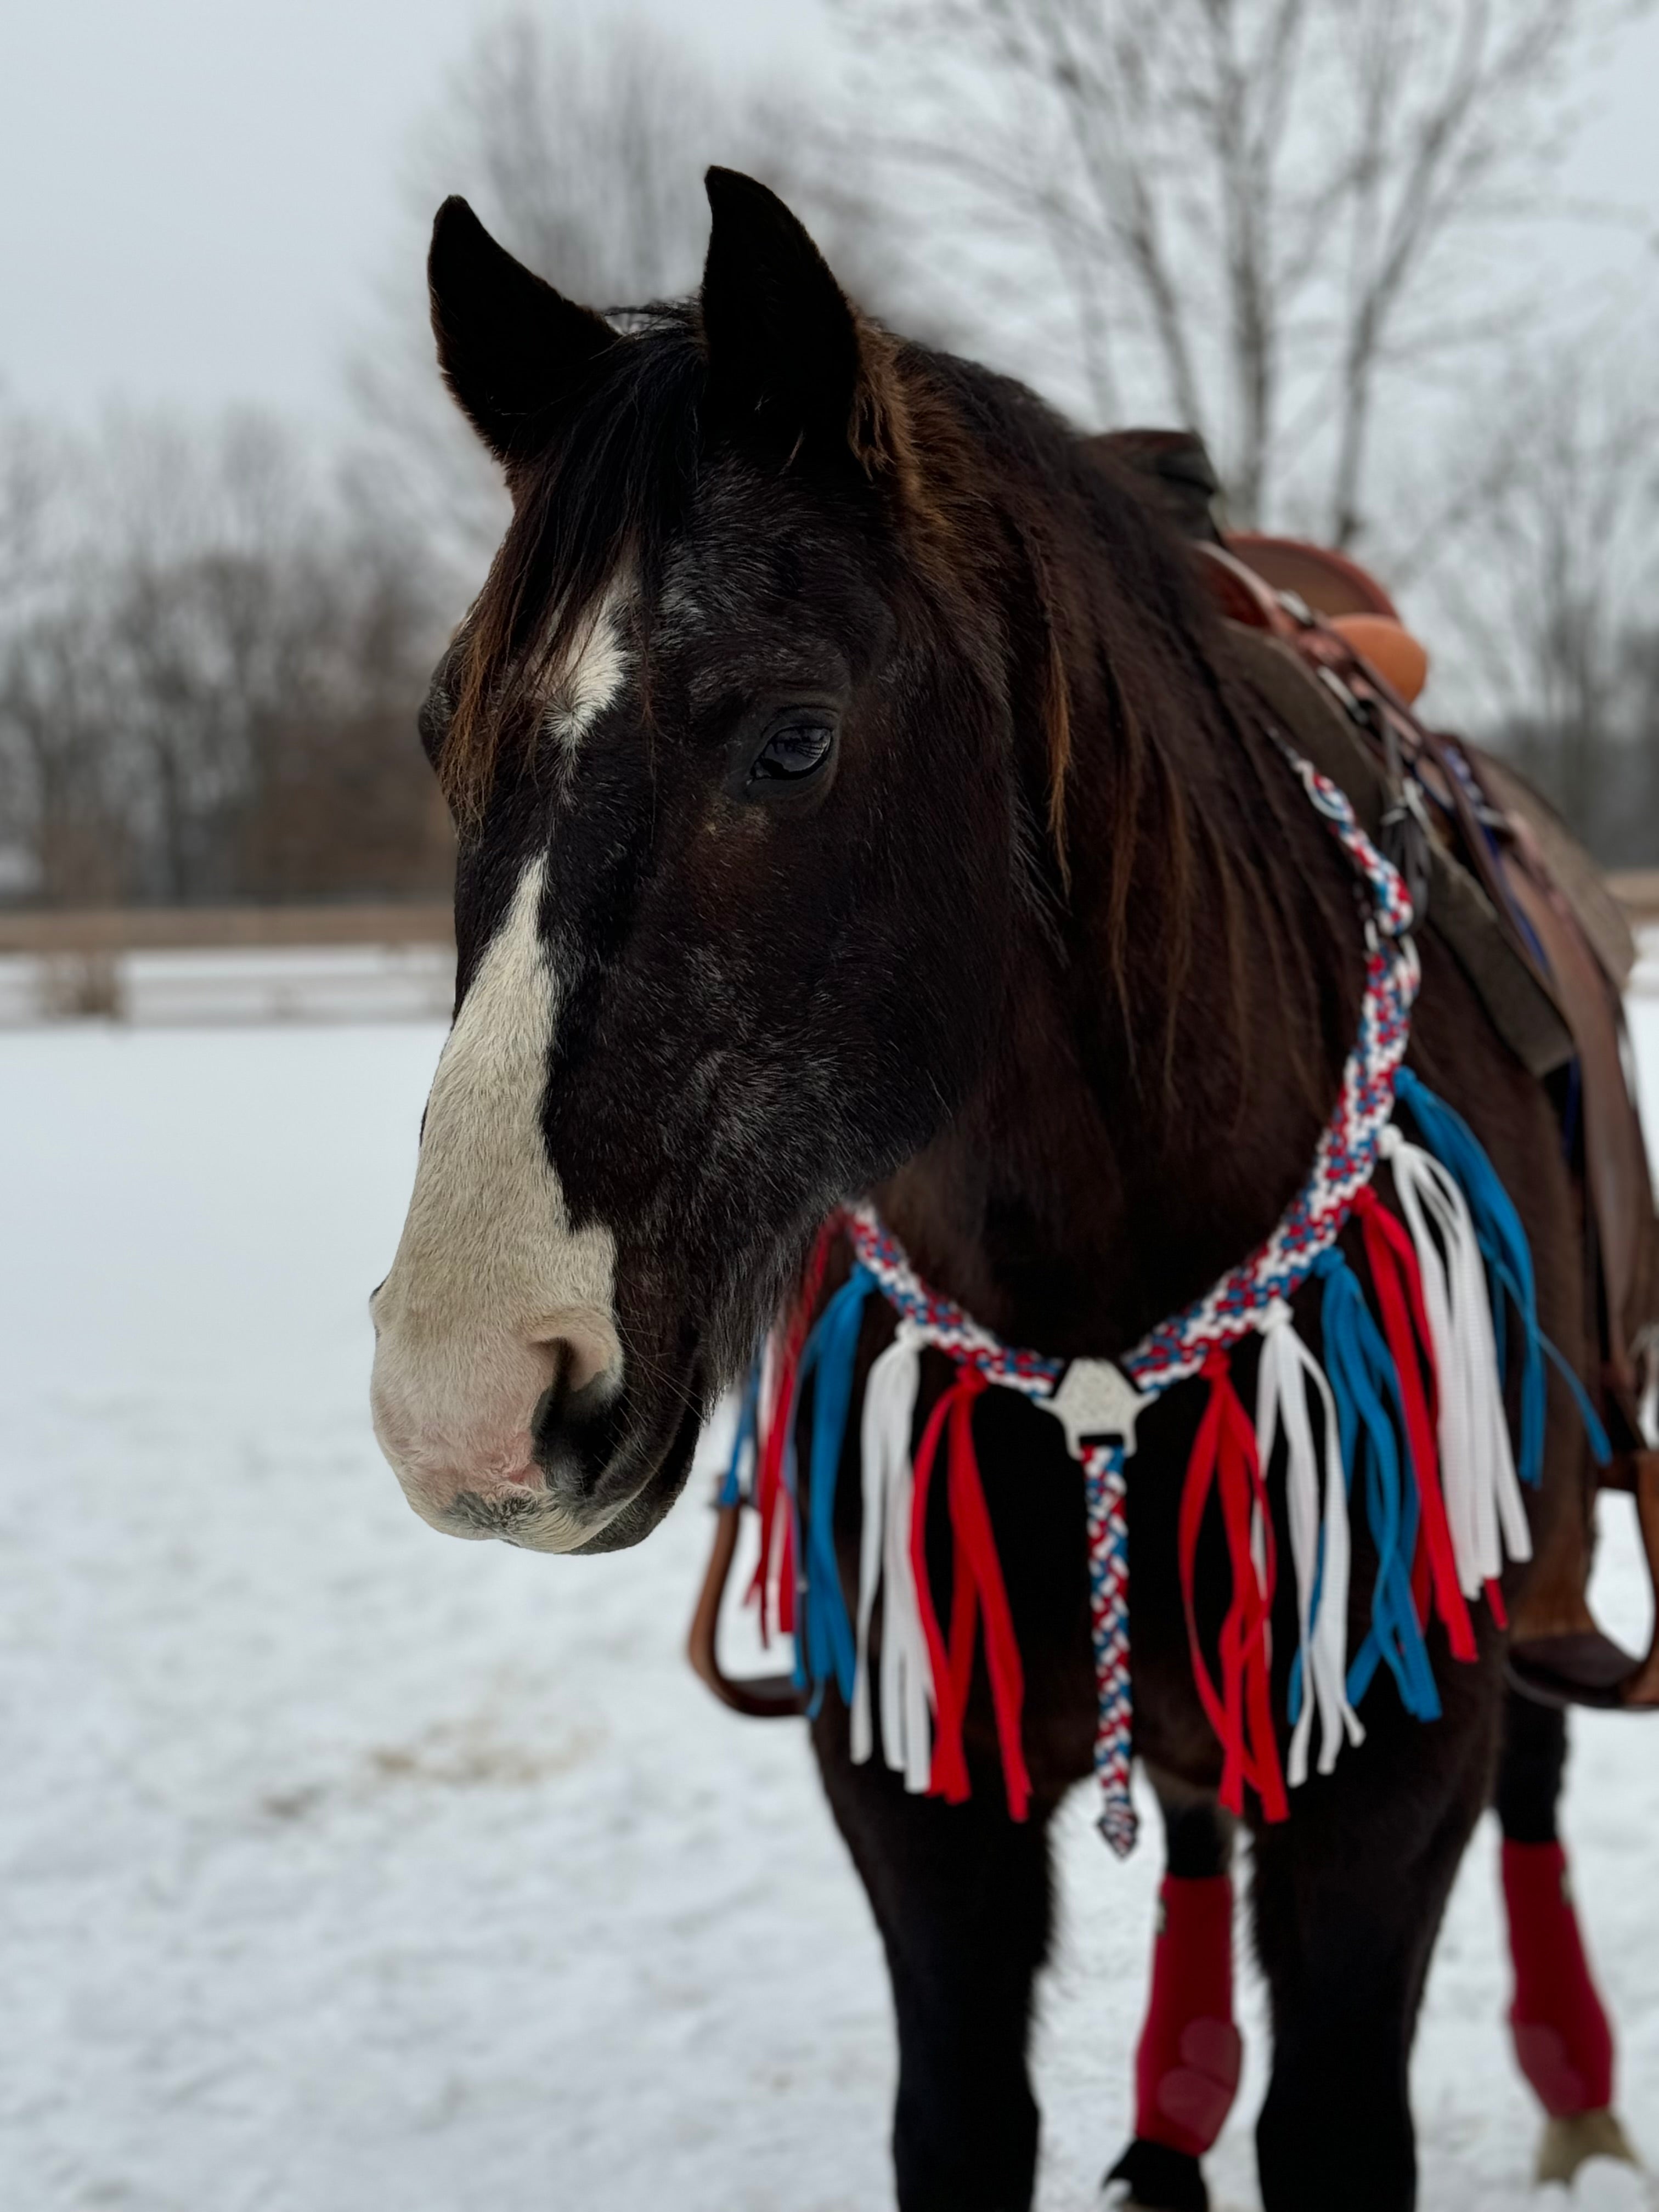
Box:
1 0 834 431
4 0 1658 438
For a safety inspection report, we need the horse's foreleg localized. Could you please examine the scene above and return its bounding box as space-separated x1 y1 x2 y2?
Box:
1105 1767 1239 2212
810 1698 1051 2212
1250 1687 1495 2212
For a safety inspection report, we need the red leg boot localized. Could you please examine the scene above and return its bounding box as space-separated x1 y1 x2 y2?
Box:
1502 1838 1637 2182
1106 1875 1242 2211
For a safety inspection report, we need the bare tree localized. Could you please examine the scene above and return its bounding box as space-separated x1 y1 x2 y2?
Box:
351 18 735 577
0 606 136 905
0 409 54 611
837 0 1654 543
431 17 732 306
1421 344 1659 857
0 409 453 907
352 11 950 581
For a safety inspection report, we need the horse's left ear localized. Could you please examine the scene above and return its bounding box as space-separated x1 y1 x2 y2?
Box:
428 196 616 466
701 168 862 459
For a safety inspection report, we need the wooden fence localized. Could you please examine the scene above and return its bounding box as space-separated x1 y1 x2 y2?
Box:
2 878 1655 956
1611 871 1659 924
0 905 455 1025
0 903 453 955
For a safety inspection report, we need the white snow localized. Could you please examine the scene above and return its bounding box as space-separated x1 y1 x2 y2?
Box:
2 998 1656 2212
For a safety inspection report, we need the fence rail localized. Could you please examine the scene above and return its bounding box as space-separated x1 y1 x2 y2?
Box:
0 904 454 955
3 877 1656 955
1611 871 1659 923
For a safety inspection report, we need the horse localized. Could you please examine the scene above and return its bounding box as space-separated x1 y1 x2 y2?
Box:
368 171 1613 2209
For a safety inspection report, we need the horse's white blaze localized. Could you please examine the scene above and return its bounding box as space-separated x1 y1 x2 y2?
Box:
543 580 631 757
369 854 622 1552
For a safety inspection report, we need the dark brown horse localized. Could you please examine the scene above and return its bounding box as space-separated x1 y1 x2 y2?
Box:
369 172 1605 2210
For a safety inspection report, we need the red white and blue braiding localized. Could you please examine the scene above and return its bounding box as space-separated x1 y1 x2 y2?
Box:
844 1205 1063 1395
1122 756 1420 1391
1082 1438 1136 1854
1284 751 1416 939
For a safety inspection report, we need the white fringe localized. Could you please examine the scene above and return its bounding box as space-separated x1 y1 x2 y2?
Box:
851 1322 933 1790
1381 1127 1532 1593
1257 1301 1364 1786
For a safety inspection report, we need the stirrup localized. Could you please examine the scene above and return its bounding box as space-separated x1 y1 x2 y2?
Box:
1507 1632 1651 1710
686 1498 807 1719
1509 1451 1659 1711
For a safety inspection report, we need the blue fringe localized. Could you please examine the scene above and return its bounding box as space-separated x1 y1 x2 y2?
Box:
1395 1069 1609 1473
1315 1249 1441 1722
719 1353 764 1509
791 1265 876 1709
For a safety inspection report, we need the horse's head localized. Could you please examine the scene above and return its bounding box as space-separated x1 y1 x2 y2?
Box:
370 171 1054 1554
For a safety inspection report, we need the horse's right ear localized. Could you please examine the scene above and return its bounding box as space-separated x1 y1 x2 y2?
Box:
701 168 862 461
428 197 615 466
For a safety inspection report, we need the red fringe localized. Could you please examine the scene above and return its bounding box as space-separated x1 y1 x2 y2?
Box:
1178 1351 1288 1824
748 1222 837 1643
908 1363 1031 1822
1355 1190 1477 1662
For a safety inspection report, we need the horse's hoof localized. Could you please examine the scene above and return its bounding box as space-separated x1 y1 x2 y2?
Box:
1103 2137 1208 2211
1536 2107 1642 2186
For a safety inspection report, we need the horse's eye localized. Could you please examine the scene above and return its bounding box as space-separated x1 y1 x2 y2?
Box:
751 718 836 783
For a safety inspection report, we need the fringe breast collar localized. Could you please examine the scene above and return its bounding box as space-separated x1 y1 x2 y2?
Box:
721 746 1606 1854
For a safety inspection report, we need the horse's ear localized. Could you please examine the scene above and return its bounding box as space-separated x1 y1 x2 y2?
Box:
701 168 862 459
428 197 615 466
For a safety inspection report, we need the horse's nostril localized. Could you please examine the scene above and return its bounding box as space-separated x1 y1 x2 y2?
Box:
529 1340 577 1455
531 1343 628 1503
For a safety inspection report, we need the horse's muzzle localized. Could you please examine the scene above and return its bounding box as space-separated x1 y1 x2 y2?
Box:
369 1300 701 1556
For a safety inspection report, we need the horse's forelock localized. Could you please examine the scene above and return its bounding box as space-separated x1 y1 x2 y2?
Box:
437 309 968 820
439 304 705 816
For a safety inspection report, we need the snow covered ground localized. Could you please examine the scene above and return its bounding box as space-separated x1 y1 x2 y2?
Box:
3 995 1656 2212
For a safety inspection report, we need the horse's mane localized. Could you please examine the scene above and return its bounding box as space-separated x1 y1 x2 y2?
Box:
903 347 1358 1109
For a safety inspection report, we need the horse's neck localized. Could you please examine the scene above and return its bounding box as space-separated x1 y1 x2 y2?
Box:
884 565 1364 1360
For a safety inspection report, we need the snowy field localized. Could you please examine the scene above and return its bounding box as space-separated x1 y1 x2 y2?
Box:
3 989 1657 2211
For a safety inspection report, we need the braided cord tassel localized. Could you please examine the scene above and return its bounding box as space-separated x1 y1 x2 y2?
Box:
1082 1440 1136 1856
